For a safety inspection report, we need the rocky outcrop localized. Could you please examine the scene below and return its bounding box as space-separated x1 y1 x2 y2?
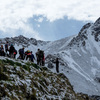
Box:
68 17 100 47
91 17 100 42
68 23 92 47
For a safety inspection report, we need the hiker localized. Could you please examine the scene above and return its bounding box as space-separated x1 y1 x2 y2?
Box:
42 51 45 66
13 49 17 59
18 48 21 59
9 44 15 58
25 50 31 61
0 45 5 56
39 50 44 66
5 41 9 53
30 51 35 62
19 48 25 60
39 50 43 66
36 49 44 66
56 58 59 73
36 49 40 65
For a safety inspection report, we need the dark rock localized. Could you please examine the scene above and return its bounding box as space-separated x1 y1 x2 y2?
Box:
47 63 54 69
95 77 100 83
90 95 100 100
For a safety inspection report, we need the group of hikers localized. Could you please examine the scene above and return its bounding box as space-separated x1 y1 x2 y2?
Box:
0 41 60 73
0 41 45 66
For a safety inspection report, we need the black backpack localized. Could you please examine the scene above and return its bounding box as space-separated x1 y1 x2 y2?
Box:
19 49 21 54
39 50 44 58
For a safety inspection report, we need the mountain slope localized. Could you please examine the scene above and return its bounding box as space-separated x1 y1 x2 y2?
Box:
0 57 92 100
1 18 100 97
43 18 100 96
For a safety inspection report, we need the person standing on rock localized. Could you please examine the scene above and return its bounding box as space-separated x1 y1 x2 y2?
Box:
56 58 59 73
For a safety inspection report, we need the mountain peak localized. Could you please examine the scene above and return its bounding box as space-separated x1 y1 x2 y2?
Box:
94 17 100 25
68 17 100 47
79 23 92 36
91 17 100 42
18 35 25 38
67 23 92 47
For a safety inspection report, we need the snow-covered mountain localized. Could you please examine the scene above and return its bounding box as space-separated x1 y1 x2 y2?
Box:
1 17 100 97
44 18 100 96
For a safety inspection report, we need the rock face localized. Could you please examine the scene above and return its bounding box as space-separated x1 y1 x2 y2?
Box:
68 17 100 47
68 23 92 47
0 58 92 100
91 17 100 42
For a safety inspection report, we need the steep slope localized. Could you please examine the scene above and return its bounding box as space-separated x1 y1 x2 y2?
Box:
0 57 92 100
44 18 100 96
41 36 75 54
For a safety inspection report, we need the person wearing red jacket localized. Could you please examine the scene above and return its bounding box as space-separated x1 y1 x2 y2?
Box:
13 49 17 59
25 50 31 61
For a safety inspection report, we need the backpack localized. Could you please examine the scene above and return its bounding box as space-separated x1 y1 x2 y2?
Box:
39 50 44 58
14 49 17 54
19 49 21 54
27 50 30 53
5 44 8 49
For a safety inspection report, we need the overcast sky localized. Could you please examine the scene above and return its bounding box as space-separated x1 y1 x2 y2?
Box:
0 0 100 41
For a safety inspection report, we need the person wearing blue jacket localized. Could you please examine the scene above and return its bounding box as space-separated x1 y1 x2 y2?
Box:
30 51 35 62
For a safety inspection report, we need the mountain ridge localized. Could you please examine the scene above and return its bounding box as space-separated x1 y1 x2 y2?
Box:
0 57 93 100
1 17 100 97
